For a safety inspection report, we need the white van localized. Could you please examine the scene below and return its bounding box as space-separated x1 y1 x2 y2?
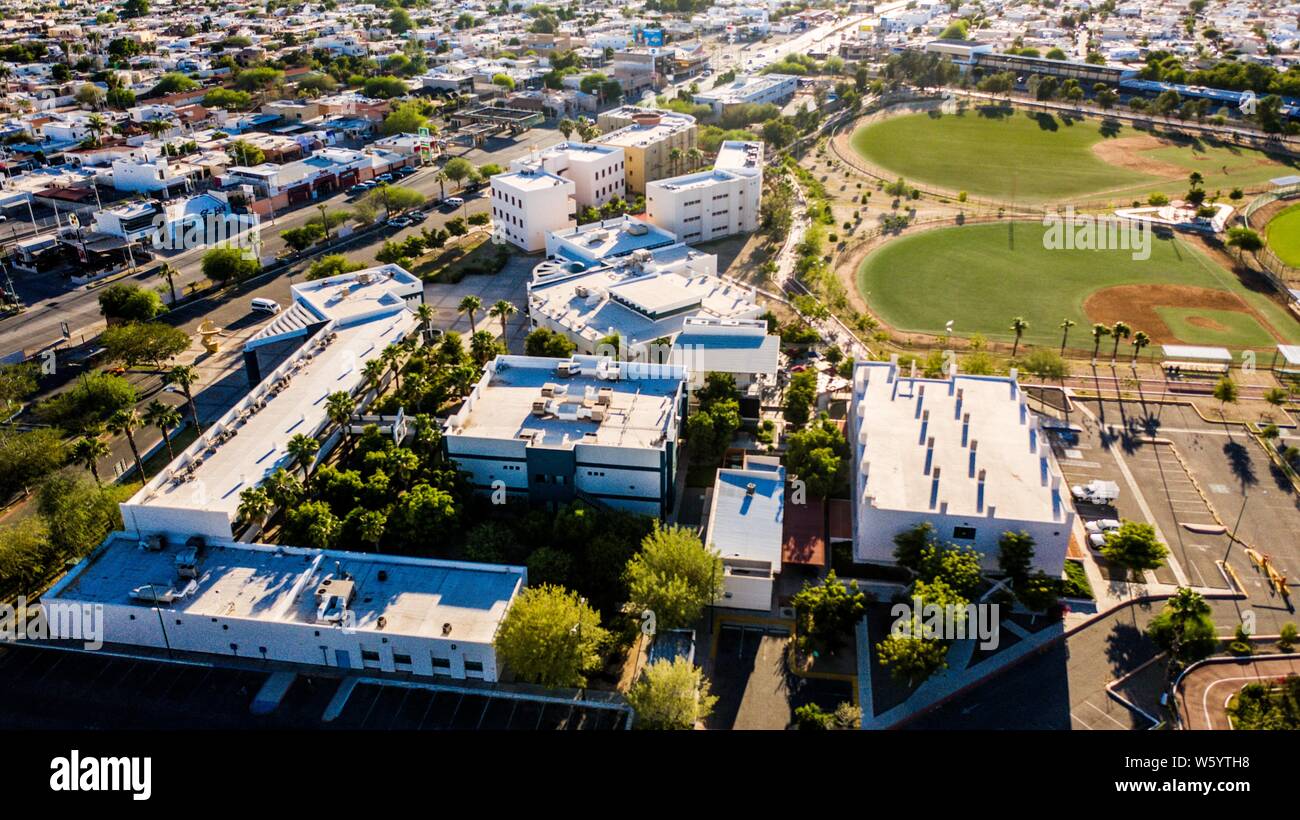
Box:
251 297 281 315
443 196 464 208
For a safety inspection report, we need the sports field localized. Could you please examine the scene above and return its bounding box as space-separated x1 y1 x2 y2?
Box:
1265 202 1300 267
850 107 1300 203
855 221 1300 351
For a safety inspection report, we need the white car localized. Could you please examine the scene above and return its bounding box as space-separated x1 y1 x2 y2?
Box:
1084 519 1122 534
1088 532 1108 550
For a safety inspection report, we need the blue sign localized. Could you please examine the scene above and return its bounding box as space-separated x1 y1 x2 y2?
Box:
643 29 665 48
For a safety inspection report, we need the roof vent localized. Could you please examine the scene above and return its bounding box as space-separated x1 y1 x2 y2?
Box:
442 622 453 636
746 482 756 496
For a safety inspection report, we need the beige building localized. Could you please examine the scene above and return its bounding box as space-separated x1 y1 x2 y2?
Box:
594 107 697 195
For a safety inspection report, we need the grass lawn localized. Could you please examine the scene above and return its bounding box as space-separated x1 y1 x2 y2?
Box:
1265 202 1300 268
850 107 1300 203
410 233 505 283
856 221 1300 350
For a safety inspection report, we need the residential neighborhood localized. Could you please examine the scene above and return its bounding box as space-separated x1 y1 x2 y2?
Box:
2 0 1300 770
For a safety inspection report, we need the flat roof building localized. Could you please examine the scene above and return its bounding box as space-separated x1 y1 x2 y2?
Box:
43 532 525 681
704 455 785 612
490 167 577 252
646 140 763 244
444 354 688 517
849 359 1073 574
692 74 799 116
119 264 423 542
594 108 698 195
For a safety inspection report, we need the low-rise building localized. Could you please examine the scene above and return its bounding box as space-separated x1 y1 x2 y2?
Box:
704 455 785 611
443 354 688 517
849 359 1074 575
692 73 799 116
42 533 525 681
510 141 626 210
490 167 577 252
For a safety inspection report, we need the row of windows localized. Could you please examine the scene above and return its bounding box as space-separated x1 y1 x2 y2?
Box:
494 189 522 209
594 162 623 179
361 650 482 675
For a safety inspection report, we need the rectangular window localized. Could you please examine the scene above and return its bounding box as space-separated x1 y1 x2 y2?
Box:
465 660 484 673
360 649 381 662
393 653 413 666
953 527 977 541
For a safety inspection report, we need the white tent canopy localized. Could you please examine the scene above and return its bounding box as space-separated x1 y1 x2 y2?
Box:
1161 344 1233 362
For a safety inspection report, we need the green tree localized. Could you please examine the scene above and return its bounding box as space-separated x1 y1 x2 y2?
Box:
283 500 340 550
36 474 128 558
626 524 724 630
1110 321 1131 360
785 416 847 500
524 328 576 357
457 295 482 334
1146 587 1218 664
381 100 430 136
0 428 67 499
1099 520 1167 575
1090 323 1110 359
792 571 869 654
165 364 202 432
1009 316 1028 358
71 436 110 485
1225 226 1263 260
201 247 260 284
286 433 320 485
101 322 190 370
99 283 163 322
876 622 950 684
493 584 609 687
1212 376 1238 418
997 530 1035 586
626 657 717 730
489 299 516 341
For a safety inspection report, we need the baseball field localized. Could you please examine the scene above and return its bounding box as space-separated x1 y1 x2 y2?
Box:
1264 202 1300 268
855 221 1300 351
850 107 1300 203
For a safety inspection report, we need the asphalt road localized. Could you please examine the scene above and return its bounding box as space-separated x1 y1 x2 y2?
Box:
0 127 565 360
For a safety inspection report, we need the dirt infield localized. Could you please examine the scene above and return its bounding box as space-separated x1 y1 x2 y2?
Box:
1083 283 1265 344
1090 134 1188 178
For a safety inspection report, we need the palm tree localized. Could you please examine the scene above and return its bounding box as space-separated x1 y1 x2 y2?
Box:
107 408 146 483
363 358 386 396
668 147 682 176
414 302 435 342
1009 316 1028 358
471 329 500 365
458 295 482 334
1110 321 1131 361
143 400 182 462
86 114 108 146
687 147 704 171
72 436 110 484
155 262 180 306
263 468 304 509
325 390 356 446
434 171 448 203
489 299 516 342
166 364 201 432
1131 330 1150 363
237 485 272 531
1090 323 1110 359
1058 318 1075 355
380 343 403 391
557 117 576 140
356 509 386 551
286 433 320 485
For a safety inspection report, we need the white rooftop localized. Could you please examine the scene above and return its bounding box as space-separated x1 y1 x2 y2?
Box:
706 464 785 565
851 361 1067 524
51 533 524 645
445 355 686 451
121 265 420 537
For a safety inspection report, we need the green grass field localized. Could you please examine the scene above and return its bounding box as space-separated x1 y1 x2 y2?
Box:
850 107 1300 203
1265 203 1300 268
856 221 1300 351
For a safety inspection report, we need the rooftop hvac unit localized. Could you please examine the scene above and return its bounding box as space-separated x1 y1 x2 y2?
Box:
531 399 549 416
357 272 373 285
586 229 609 244
175 547 200 580
541 382 557 397
139 534 166 552
575 285 590 298
597 387 613 406
314 577 356 625
556 359 579 377
626 221 649 236
589 407 607 423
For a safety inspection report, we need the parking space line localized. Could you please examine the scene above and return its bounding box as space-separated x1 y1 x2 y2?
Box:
1069 711 1095 730
1083 700 1129 729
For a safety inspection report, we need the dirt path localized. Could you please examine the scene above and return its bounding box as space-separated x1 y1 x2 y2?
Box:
1090 133 1188 178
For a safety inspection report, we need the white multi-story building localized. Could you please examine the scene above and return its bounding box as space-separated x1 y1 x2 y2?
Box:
510 141 626 210
443 354 688 518
42 533 526 681
692 74 799 116
848 359 1074 575
645 140 762 243
490 167 577 252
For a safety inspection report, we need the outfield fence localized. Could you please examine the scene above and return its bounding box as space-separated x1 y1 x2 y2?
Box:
1242 188 1300 300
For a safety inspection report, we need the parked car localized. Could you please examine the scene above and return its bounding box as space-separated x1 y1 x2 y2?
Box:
408 210 428 223
348 181 376 195
1072 480 1120 505
251 297 281 315
387 217 412 229
375 173 394 184
395 166 416 177
1088 532 1108 551
442 196 464 208
1084 519 1122 534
